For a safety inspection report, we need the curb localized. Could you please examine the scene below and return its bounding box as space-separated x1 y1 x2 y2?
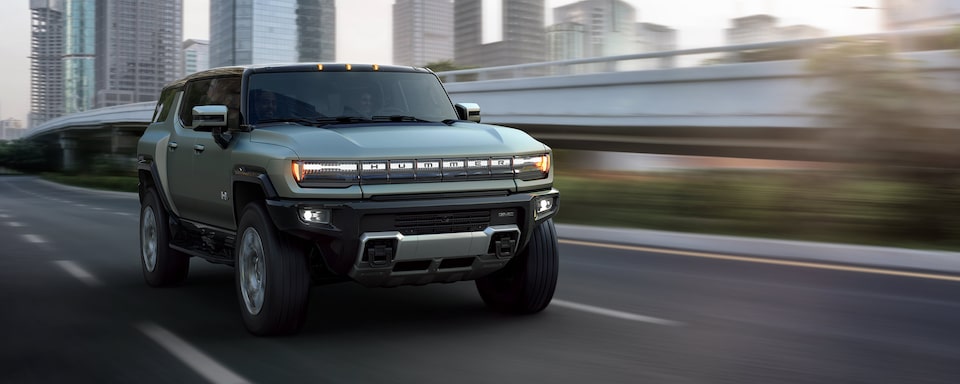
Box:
555 223 960 275
33 178 139 199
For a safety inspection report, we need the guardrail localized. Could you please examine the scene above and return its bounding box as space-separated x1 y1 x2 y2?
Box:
436 27 959 82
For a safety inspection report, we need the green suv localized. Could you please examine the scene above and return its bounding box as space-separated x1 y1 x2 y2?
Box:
137 64 560 335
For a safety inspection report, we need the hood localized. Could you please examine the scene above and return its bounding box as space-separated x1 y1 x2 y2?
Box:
250 122 547 159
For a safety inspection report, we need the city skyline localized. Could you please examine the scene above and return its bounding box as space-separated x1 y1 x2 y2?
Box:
1 0 882 125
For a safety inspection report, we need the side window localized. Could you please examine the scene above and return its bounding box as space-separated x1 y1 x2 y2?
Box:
178 78 214 127
152 87 179 123
208 77 242 129
178 77 241 129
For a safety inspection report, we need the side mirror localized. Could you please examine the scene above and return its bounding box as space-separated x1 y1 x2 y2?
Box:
455 103 481 123
192 105 228 130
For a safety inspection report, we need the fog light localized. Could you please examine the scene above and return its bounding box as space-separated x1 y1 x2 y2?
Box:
538 198 553 213
535 196 556 219
299 208 331 224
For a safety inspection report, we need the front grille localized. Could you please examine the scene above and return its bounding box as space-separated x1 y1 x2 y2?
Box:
395 211 490 235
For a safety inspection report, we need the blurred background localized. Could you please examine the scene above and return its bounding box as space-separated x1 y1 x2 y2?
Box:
3 2 960 383
0 0 958 250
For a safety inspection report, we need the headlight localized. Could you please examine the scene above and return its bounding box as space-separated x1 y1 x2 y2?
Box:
292 160 359 187
514 154 551 181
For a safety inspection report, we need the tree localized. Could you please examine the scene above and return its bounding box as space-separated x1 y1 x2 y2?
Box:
423 60 477 82
805 37 960 241
0 139 51 173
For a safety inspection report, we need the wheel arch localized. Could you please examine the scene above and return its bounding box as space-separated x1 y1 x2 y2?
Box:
232 165 280 227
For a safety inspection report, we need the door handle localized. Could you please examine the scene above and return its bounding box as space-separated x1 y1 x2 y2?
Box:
168 142 178 149
193 144 205 153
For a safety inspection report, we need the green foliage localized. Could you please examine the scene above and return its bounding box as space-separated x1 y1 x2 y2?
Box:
89 154 137 176
806 39 960 169
424 60 478 82
423 60 467 73
40 173 139 193
554 170 960 251
0 140 51 173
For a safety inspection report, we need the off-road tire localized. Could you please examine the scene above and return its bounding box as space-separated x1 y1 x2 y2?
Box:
235 203 311 336
139 187 190 286
476 219 559 314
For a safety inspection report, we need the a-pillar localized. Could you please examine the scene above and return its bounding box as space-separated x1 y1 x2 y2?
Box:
58 132 78 172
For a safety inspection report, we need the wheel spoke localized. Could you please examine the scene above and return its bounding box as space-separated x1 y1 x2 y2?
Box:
240 228 265 315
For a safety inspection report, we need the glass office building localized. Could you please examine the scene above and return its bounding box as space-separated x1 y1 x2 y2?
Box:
95 0 182 108
210 0 336 67
30 0 65 126
63 0 95 114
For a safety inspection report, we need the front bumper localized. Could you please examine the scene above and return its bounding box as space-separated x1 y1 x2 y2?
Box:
264 188 559 287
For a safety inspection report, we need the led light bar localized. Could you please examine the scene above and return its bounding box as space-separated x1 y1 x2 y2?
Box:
292 153 550 187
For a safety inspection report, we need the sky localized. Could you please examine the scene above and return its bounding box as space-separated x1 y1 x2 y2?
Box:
0 0 881 125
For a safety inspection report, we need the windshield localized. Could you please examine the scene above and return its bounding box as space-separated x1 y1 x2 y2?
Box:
246 71 458 125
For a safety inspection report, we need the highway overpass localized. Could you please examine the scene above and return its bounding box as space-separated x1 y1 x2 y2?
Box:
22 28 960 170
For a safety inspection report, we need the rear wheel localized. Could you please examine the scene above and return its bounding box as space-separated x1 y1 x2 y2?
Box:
476 219 559 314
235 203 310 336
139 187 189 286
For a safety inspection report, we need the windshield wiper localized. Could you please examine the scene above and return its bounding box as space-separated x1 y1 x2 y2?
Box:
255 116 379 127
254 117 332 127
371 115 435 123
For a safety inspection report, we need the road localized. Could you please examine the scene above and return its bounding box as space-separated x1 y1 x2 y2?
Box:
2 175 960 383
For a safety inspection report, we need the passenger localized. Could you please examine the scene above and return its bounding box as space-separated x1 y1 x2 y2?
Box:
344 90 374 118
253 90 279 122
207 78 241 129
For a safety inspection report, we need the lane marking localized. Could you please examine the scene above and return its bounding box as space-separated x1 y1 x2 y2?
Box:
552 299 683 326
22 234 46 244
7 222 24 227
137 322 252 384
0 213 10 219
74 204 88 208
113 212 132 216
559 239 960 283
52 260 102 287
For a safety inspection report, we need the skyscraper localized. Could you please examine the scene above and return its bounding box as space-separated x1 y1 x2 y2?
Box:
63 0 96 114
95 0 183 108
454 0 546 69
181 39 210 77
636 22 677 69
29 0 65 127
883 0 960 30
553 0 638 59
210 0 336 68
393 0 454 67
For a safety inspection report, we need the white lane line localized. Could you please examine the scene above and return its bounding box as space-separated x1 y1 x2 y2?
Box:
552 299 683 327
137 322 252 384
52 260 103 287
7 222 24 227
113 212 133 216
22 234 46 244
0 213 10 219
91 207 106 211
74 204 88 208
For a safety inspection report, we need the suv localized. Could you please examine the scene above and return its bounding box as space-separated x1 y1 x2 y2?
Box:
137 64 559 336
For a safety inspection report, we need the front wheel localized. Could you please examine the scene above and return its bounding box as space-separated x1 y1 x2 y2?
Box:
235 203 310 336
139 187 190 286
476 219 559 314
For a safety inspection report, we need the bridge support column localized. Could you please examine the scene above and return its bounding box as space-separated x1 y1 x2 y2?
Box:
58 133 78 172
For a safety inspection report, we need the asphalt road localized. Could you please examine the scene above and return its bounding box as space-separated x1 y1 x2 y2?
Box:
3 175 960 384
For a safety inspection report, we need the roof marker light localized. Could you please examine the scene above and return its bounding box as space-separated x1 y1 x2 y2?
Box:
345 64 352 71
372 64 380 71
317 64 324 71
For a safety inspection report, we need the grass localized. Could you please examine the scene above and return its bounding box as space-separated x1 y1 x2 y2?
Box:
40 173 139 193
553 169 960 252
